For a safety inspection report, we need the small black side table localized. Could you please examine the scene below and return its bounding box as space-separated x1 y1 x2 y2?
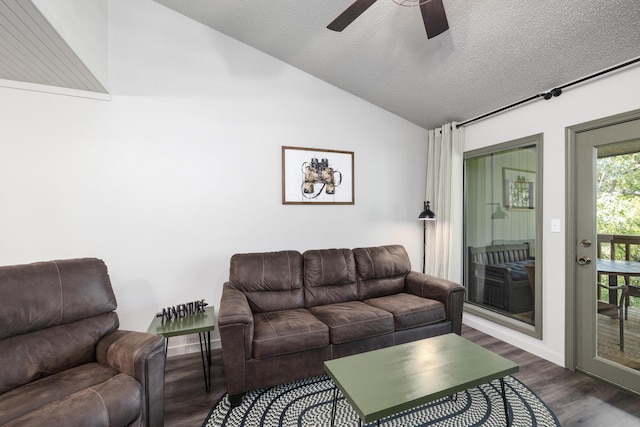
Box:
147 306 215 391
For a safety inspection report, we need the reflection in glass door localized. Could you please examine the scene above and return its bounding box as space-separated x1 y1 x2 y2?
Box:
573 115 640 393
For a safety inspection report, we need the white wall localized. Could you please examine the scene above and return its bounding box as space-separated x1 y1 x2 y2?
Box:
0 0 428 354
463 64 640 365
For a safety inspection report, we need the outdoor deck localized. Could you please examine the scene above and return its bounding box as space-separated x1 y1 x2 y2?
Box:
598 305 640 370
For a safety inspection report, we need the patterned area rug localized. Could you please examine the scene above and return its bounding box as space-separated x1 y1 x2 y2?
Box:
203 374 560 426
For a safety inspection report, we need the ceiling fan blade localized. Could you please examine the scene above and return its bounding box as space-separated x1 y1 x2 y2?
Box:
327 0 378 32
420 0 449 39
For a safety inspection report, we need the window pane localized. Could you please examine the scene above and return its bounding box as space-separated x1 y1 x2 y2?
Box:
464 140 539 333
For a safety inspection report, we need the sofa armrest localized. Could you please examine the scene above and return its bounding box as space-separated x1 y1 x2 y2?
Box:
219 283 254 329
406 271 465 335
218 282 254 401
96 330 165 427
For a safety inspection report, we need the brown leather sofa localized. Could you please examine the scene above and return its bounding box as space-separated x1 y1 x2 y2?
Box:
219 245 465 405
0 258 165 427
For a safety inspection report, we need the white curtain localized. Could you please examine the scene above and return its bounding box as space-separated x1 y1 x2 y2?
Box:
424 122 464 281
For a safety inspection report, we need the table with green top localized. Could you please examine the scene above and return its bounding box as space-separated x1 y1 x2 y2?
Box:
323 333 519 426
147 306 215 391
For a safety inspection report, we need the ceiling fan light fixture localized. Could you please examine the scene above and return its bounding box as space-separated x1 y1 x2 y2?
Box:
328 0 449 39
392 0 430 7
393 0 450 39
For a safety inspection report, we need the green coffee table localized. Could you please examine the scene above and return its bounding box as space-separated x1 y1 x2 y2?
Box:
147 306 215 391
323 333 519 426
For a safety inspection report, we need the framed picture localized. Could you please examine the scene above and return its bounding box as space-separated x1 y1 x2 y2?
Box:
503 167 535 209
282 146 354 205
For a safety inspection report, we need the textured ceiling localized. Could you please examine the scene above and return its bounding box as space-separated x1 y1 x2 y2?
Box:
1 1 639 129
153 0 640 129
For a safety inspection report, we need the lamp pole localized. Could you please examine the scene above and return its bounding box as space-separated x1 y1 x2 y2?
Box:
418 201 436 274
422 219 426 273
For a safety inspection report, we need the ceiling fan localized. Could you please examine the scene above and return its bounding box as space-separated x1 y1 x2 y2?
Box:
327 0 449 39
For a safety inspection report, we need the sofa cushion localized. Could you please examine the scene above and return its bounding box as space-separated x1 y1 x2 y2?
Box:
0 313 119 394
0 363 141 426
0 258 116 341
309 301 394 344
253 309 329 359
365 293 446 330
353 245 411 299
303 248 358 307
230 251 305 313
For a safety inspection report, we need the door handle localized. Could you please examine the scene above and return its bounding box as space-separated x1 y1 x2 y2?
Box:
577 256 591 265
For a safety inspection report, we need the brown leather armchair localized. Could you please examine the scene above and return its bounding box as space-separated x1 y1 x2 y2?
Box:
0 258 165 427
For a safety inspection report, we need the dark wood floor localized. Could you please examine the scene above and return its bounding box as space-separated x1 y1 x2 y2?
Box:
164 325 640 426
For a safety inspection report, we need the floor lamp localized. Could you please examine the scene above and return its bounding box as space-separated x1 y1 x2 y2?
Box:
418 201 436 273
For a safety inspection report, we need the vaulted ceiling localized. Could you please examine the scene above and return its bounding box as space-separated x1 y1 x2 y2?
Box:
152 0 640 129
2 1 639 129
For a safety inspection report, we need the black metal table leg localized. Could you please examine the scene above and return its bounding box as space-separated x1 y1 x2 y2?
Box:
500 378 510 426
331 386 338 427
199 331 211 392
206 331 212 365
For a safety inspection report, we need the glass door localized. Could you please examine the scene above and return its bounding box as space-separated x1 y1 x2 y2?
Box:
574 115 640 392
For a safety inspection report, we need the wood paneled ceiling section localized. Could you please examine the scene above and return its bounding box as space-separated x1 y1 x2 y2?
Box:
0 0 106 93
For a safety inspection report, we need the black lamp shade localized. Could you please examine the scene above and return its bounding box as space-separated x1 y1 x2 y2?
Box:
418 201 436 221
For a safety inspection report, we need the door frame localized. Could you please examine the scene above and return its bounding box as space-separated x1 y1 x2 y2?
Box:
565 108 640 372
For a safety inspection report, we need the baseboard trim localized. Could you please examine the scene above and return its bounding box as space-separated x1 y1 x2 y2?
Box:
463 315 564 366
166 337 221 358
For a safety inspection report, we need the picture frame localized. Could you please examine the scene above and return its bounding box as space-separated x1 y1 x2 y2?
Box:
282 146 354 205
503 167 534 209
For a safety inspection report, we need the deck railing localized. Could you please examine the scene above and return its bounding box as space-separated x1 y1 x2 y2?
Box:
597 234 640 261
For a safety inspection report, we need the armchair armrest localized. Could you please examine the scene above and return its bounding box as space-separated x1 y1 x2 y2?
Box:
218 282 254 402
406 271 465 334
96 330 165 427
218 283 254 329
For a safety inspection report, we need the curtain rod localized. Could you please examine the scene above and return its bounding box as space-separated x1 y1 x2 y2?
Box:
457 56 640 128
